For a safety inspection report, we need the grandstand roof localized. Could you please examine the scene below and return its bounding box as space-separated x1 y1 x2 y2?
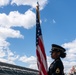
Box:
0 61 39 75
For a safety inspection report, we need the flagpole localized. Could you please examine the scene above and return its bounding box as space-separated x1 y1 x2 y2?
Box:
36 2 40 24
36 2 48 75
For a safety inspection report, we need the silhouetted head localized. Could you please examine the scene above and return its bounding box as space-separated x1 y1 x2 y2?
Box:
50 44 66 59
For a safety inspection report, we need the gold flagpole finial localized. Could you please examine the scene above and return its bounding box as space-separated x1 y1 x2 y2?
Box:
36 1 40 22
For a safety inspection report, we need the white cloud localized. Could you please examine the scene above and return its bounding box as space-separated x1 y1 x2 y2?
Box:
7 49 19 64
0 0 48 10
62 39 76 49
0 26 23 63
62 39 76 73
0 10 36 29
19 55 36 63
0 0 10 7
53 19 56 24
11 0 48 10
0 37 9 47
0 27 23 39
0 46 19 64
0 32 19 64
19 55 37 69
44 18 47 22
0 47 6 57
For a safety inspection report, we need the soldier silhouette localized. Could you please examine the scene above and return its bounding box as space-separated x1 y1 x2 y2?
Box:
48 44 66 75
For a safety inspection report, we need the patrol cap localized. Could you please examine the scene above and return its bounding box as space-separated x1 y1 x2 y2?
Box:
50 44 66 53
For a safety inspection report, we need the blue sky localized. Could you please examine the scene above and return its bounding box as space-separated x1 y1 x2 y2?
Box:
0 0 76 74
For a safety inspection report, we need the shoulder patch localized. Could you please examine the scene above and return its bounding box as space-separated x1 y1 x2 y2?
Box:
56 68 60 73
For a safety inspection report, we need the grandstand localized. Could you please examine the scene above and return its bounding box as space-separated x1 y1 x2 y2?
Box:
0 62 39 75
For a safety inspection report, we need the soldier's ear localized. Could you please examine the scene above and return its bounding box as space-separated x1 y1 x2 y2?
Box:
57 52 60 56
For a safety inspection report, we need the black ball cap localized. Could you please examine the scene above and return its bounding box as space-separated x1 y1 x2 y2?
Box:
50 44 66 53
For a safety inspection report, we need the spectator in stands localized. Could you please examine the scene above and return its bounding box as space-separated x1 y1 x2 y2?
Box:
48 44 66 75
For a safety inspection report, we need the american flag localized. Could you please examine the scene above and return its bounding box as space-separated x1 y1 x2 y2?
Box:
36 2 48 75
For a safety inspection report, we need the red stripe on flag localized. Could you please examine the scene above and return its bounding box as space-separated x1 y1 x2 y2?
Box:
36 48 48 75
39 36 47 60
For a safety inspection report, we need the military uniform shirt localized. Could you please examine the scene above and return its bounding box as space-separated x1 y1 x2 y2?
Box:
48 58 64 75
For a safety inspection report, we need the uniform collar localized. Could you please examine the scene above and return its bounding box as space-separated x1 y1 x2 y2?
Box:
55 57 60 61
